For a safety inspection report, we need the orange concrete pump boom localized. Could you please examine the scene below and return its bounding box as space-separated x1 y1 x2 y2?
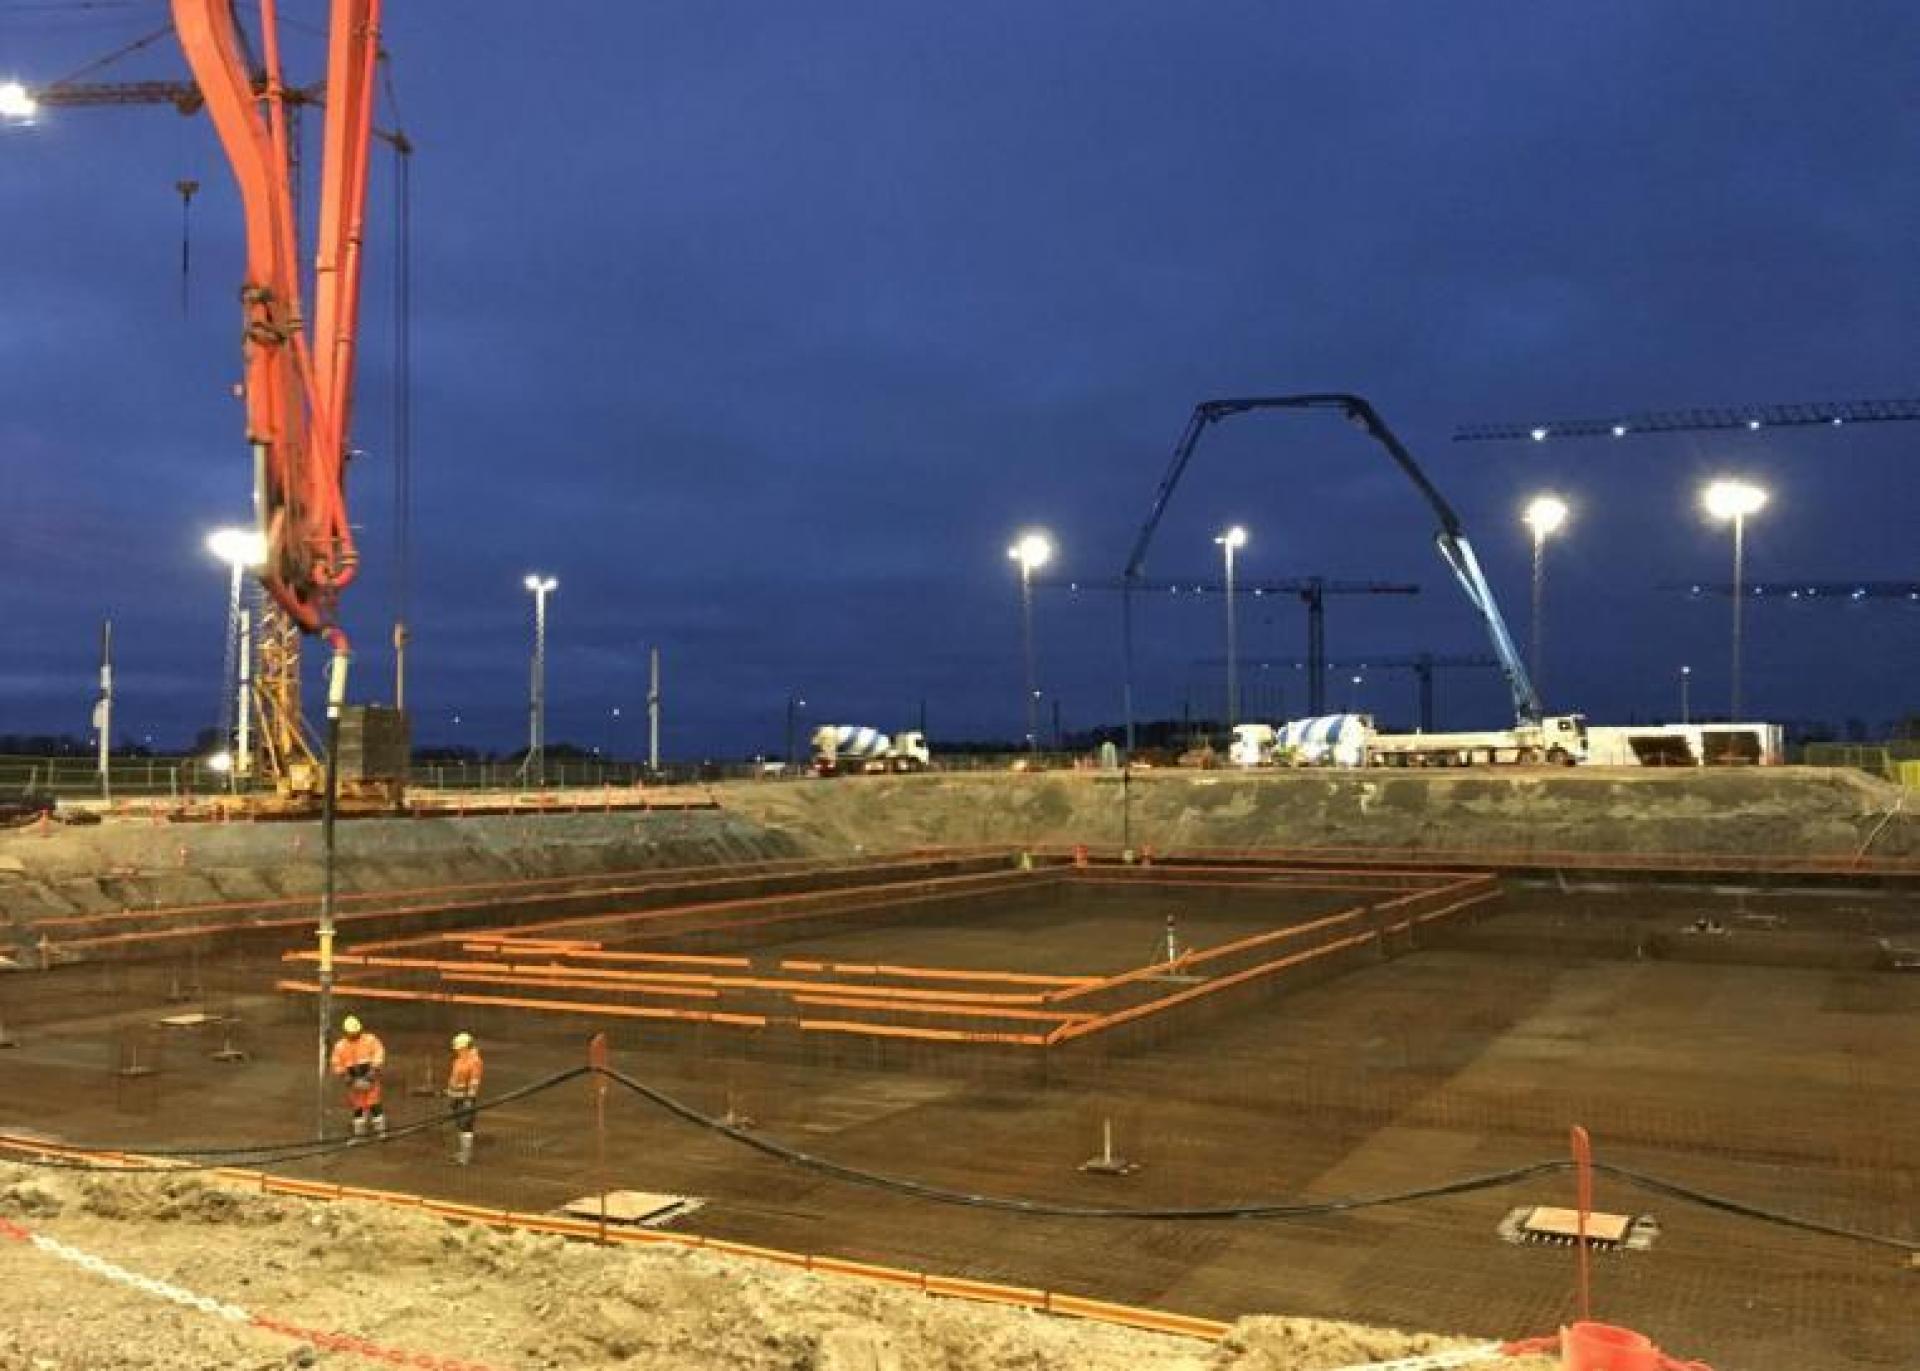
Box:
170 0 383 648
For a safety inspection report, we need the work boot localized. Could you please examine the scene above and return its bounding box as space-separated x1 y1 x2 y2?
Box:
455 1132 473 1167
372 1114 388 1139
350 1116 368 1142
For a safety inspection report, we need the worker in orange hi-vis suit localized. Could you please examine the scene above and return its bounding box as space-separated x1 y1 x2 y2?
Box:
445 1032 484 1166
329 1015 387 1140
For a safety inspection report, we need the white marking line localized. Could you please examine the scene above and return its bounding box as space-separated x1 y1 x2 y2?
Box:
25 1230 253 1324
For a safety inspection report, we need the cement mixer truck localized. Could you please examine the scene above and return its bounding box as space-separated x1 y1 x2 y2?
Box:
1233 713 1587 768
811 725 932 776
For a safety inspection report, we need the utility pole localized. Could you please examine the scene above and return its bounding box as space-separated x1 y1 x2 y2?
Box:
786 694 806 769
647 647 660 774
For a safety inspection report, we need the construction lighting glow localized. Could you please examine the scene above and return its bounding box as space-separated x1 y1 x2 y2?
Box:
1523 495 1569 538
207 750 234 774
1610 424 1628 438
1215 525 1248 549
0 81 36 120
523 574 558 593
1007 532 1053 572
1702 479 1768 521
205 527 266 568
1529 427 1549 442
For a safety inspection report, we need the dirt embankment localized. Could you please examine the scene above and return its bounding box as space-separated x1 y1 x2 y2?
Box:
2 768 1907 945
715 767 1916 861
0 808 802 933
0 1165 1548 1371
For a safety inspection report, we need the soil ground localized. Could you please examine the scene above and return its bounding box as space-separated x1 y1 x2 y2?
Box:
2 1162 1548 1371
1 877 1915 1371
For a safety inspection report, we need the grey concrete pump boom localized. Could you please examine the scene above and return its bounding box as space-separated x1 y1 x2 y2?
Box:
1121 394 1542 735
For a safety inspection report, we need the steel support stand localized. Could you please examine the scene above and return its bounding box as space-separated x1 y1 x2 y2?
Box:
316 645 349 1140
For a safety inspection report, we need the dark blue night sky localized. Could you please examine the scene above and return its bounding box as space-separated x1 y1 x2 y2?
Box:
3 3 1916 757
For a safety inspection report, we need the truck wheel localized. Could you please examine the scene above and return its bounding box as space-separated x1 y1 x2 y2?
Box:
1547 746 1572 766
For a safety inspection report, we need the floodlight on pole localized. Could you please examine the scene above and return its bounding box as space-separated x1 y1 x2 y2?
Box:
1701 480 1767 720
0 81 37 121
206 527 265 790
522 574 558 784
1214 526 1248 729
1522 495 1569 699
1007 531 1054 751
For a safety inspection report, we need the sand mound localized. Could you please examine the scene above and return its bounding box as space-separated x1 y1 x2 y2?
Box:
0 1163 1550 1370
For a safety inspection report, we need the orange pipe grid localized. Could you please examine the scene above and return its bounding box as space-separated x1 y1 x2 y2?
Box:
788 994 1092 1024
1044 887 1497 1044
470 947 742 968
1064 873 1449 892
1048 841 1920 876
358 956 1069 1008
1042 904 1372 1005
779 961 1097 989
427 970 724 1001
441 868 1053 948
273 979 770 1028
0 1134 1232 1346
795 1017 1050 1047
1046 929 1382 1044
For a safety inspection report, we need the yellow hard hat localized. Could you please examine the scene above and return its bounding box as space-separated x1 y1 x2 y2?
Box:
342 1015 362 1035
451 1032 473 1051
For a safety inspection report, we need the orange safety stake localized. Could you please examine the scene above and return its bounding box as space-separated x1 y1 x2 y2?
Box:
1571 1123 1593 1322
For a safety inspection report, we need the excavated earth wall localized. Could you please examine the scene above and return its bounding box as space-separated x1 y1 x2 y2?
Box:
0 768 1911 942
713 766 1917 863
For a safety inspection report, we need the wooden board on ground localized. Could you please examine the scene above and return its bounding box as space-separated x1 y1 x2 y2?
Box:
1521 1206 1633 1243
558 1189 702 1226
154 1012 225 1028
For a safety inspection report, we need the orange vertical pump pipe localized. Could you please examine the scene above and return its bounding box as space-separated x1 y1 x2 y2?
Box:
170 0 380 638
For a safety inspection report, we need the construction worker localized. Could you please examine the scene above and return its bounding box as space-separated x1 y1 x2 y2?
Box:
445 1031 484 1166
329 1015 387 1139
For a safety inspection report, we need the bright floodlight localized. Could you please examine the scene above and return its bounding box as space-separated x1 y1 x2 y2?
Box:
1215 525 1248 550
1523 494 1569 538
1702 479 1767 521
523 574 558 593
206 527 266 568
1007 532 1053 572
1529 427 1549 443
0 81 36 120
207 750 234 774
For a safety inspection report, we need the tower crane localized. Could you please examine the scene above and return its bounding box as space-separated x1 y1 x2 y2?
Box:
1674 581 1920 603
1453 397 1920 443
1194 653 1500 731
1042 575 1419 716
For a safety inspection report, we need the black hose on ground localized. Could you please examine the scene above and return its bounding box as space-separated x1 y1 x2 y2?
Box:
4 1064 1914 1256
